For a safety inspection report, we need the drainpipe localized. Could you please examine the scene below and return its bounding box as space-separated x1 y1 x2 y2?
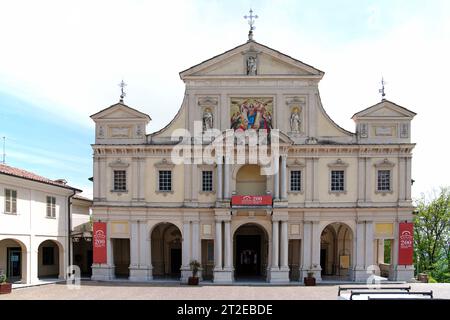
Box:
68 190 76 277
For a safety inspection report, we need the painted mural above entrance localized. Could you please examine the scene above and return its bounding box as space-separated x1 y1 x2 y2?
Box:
230 97 273 131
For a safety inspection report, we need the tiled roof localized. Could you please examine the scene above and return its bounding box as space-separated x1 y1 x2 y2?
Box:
0 163 81 191
73 194 93 202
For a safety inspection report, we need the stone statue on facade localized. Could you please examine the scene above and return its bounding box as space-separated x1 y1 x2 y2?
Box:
290 107 302 133
202 108 214 131
247 56 257 75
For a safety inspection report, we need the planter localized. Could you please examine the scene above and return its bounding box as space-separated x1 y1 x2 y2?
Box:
304 277 316 286
418 273 428 283
188 277 199 285
0 283 12 294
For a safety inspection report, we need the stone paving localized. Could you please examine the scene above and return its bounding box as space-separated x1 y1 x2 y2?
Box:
1 281 449 300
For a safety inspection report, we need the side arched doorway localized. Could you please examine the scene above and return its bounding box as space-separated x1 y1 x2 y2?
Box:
0 238 28 283
233 223 268 281
151 223 182 279
38 240 64 279
320 223 353 280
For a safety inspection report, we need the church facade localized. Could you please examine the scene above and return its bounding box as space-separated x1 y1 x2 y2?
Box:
90 37 416 284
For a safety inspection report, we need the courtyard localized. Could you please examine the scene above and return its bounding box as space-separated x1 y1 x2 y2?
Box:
1 281 449 300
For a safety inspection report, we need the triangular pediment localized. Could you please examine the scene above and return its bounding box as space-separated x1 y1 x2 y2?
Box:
179 40 324 79
90 102 151 122
352 100 416 120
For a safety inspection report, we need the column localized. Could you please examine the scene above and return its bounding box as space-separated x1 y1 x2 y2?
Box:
139 222 151 268
132 158 139 200
311 221 321 274
357 157 366 203
405 157 412 200
305 159 313 202
93 157 100 200
365 221 374 268
192 221 200 262
399 157 406 202
129 222 139 268
224 221 232 269
138 158 145 200
312 158 319 202
274 156 280 200
224 157 230 199
377 239 384 264
217 157 223 200
353 221 366 281
214 221 223 270
271 220 279 269
99 157 107 200
280 221 289 269
280 155 287 200
365 158 372 202
181 221 192 282
301 222 312 276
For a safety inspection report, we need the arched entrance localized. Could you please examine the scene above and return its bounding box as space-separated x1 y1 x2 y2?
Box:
38 240 64 279
236 165 267 195
233 223 268 280
320 223 353 280
0 238 27 283
151 223 182 279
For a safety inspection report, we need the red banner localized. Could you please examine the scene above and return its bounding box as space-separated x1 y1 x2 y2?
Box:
93 222 107 264
398 222 414 265
231 195 272 206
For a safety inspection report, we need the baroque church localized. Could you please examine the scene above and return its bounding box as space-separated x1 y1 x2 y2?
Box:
90 21 416 284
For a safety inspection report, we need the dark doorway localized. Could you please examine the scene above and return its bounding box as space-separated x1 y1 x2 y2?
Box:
7 247 21 280
170 248 181 276
235 235 261 277
112 239 130 278
320 249 327 275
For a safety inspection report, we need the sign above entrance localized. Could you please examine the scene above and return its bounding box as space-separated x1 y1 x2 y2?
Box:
398 222 414 265
231 195 272 206
93 222 107 264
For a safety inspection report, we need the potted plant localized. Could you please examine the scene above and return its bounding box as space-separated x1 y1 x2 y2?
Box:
0 274 12 294
188 260 201 285
304 270 316 286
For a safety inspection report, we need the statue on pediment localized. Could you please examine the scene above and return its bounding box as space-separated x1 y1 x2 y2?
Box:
202 108 214 131
247 56 257 75
290 107 302 133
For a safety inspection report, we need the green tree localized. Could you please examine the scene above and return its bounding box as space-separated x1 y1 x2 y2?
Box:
414 187 450 282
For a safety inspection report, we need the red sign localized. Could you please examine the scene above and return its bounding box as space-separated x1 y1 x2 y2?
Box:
231 195 272 206
93 222 107 264
398 222 414 265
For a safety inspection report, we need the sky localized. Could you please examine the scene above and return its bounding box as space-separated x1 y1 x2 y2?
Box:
0 0 449 200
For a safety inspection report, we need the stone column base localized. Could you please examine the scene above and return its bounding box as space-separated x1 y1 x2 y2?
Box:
213 268 234 283
392 265 415 282
181 267 192 283
352 267 370 282
269 268 290 283
91 264 115 281
129 266 153 281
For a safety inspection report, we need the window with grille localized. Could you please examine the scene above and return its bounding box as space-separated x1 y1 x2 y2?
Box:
159 170 172 191
377 170 391 191
46 196 56 218
290 170 302 191
331 170 345 192
4 189 17 214
202 171 213 192
113 170 126 191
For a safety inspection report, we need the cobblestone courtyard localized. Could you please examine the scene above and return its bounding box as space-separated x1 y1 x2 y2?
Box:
1 281 449 300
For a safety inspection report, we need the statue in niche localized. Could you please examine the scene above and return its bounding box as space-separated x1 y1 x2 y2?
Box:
247 56 257 75
202 108 214 131
290 107 302 133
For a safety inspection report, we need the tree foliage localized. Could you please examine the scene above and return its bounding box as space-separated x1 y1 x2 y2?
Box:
414 187 450 282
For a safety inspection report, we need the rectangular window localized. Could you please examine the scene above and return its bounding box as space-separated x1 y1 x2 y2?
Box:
290 170 302 192
4 189 17 214
202 171 213 192
42 247 54 265
331 170 345 191
377 170 391 191
159 170 172 191
46 196 56 218
113 170 126 191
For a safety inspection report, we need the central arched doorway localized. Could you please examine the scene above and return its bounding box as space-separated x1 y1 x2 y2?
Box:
236 165 267 195
38 240 64 280
320 223 353 280
233 223 268 281
151 222 182 279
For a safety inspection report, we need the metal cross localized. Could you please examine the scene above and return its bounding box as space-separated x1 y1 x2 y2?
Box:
379 77 386 101
244 9 258 36
119 80 127 102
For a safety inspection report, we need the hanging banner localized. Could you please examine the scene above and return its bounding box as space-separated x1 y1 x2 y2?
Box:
398 222 414 265
93 222 107 264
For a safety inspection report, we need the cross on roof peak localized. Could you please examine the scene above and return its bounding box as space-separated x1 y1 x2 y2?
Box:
119 80 127 103
244 9 258 41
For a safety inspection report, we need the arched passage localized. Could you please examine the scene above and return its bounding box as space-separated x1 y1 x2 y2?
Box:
320 223 353 280
0 238 27 283
233 223 269 280
38 240 64 279
151 223 182 279
236 165 267 195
